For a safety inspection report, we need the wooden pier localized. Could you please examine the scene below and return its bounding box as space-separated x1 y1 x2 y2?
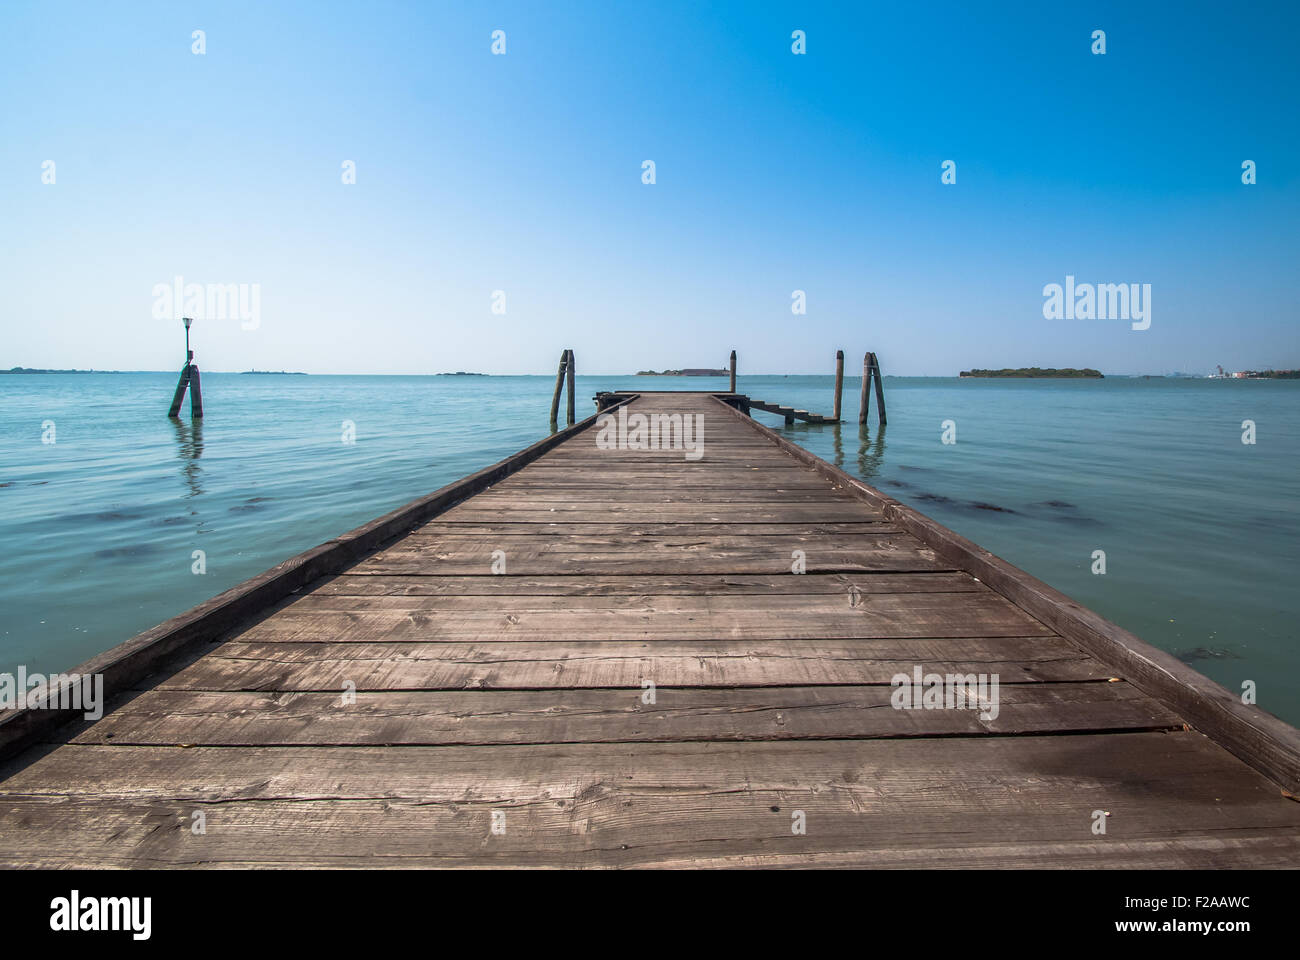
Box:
2 391 1299 867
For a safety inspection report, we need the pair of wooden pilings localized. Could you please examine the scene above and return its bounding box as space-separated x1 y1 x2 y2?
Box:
831 349 886 425
549 349 576 427
167 353 203 419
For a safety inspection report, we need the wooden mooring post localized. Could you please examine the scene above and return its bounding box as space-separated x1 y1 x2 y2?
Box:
833 349 844 422
166 317 203 419
870 351 886 425
565 348 576 426
859 350 885 426
549 350 569 425
729 350 737 393
166 364 190 418
187 364 204 418
858 351 871 424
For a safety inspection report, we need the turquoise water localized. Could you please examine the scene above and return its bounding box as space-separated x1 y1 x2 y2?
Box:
2 373 1297 724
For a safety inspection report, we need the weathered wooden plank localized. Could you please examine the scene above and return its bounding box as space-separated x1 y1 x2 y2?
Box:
405 522 896 537
372 531 917 555
313 572 985 596
243 591 1053 643
2 797 1297 869
356 537 948 575
519 455 813 468
434 503 887 522
487 476 848 488
9 733 1288 807
501 462 815 473
2 733 1297 869
69 683 1179 747
473 487 862 502
155 637 1113 690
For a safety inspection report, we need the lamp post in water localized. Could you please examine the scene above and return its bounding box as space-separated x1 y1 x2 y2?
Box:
167 316 203 418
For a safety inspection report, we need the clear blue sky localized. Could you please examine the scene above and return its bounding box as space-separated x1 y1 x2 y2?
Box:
2 0 1297 375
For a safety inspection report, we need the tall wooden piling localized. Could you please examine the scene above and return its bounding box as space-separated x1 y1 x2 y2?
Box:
549 350 569 424
869 352 886 425
188 365 204 419
167 364 191 418
565 349 576 426
859 352 871 424
833 350 844 422
729 350 737 393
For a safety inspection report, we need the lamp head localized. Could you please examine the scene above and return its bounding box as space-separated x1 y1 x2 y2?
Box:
183 317 193 329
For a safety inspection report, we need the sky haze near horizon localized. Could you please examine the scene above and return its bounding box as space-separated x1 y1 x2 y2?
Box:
2 0 1297 376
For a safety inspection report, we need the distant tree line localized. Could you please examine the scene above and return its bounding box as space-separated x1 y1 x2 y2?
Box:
1235 369 1300 379
959 367 1103 379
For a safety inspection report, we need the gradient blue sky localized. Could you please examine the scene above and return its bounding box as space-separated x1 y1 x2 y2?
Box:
2 0 1297 375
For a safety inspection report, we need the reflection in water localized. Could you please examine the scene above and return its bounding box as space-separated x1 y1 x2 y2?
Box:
832 423 843 467
172 417 205 499
857 423 886 480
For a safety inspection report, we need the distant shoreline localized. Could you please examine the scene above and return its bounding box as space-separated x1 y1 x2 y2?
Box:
1225 369 1300 380
2 367 131 375
959 367 1103 379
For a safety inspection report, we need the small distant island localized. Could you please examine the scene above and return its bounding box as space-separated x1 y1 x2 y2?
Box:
959 367 1103 379
436 372 487 376
241 370 307 375
637 368 730 377
1 366 124 374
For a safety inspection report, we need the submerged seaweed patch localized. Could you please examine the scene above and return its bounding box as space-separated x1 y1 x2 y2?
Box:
1031 500 1103 526
968 501 1017 514
1176 646 1243 664
914 492 953 504
93 543 160 559
1052 513 1103 527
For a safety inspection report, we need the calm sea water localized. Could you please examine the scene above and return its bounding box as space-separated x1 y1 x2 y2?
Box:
2 373 1297 724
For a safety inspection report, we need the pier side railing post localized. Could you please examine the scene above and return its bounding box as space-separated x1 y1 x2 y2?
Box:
729 350 737 393
870 352 886 425
859 351 870 424
549 350 568 425
565 348 576 426
833 349 844 422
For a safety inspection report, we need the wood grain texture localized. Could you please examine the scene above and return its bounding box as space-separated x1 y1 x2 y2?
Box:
2 734 1297 868
312 572 985 596
69 683 1179 746
237 591 1054 643
154 637 1112 690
